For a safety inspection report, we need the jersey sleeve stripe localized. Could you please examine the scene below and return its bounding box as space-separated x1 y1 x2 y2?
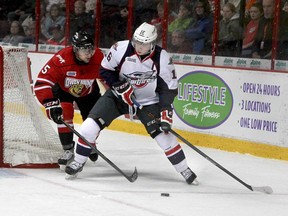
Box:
36 78 55 86
34 86 52 91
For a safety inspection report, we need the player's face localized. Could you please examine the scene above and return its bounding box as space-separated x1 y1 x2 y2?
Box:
134 41 151 55
76 48 95 63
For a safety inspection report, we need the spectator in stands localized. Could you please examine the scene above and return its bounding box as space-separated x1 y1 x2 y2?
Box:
283 0 288 13
251 0 274 59
245 0 259 17
150 2 177 46
218 2 242 57
85 0 96 16
133 0 158 27
23 20 36 44
0 0 11 40
208 0 215 14
7 0 35 23
99 1 120 47
168 3 195 34
22 20 45 44
180 0 197 8
154 23 163 46
69 0 94 42
1 0 22 21
168 29 191 53
21 3 47 44
42 4 65 40
185 0 214 54
278 0 288 59
2 20 24 46
109 5 129 43
150 2 177 26
220 0 241 12
45 0 66 15
21 13 33 34
46 24 65 45
242 3 263 57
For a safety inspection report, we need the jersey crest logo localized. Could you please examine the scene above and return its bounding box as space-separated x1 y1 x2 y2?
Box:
69 84 84 97
123 70 157 88
65 78 94 97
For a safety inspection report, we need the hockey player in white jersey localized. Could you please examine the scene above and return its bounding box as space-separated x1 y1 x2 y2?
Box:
65 22 198 184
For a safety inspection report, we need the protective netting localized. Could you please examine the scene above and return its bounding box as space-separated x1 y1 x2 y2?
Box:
1 46 62 167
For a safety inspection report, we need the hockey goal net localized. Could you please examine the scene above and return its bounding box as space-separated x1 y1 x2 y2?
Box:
0 46 62 168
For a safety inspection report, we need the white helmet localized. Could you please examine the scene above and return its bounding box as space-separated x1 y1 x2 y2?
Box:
133 22 157 53
133 22 158 43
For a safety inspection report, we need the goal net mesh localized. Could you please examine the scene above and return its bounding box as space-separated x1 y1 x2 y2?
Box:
1 46 62 167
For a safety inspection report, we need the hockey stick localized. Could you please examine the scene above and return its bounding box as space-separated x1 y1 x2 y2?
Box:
132 98 273 194
167 130 273 194
60 119 138 183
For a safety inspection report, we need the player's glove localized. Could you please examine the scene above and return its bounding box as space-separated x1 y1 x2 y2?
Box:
112 79 134 106
160 108 173 133
43 98 63 124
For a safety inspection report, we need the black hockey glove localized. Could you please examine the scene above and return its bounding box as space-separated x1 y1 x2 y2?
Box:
43 98 63 124
112 79 134 106
160 108 173 133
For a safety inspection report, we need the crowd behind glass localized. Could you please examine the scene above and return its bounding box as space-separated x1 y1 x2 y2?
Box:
0 0 287 69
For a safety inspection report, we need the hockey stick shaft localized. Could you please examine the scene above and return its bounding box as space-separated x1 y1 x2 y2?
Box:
132 99 272 193
169 129 254 191
168 129 272 194
60 119 138 183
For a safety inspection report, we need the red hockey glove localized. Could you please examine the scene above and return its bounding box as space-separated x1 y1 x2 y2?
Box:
160 108 173 133
43 98 63 124
112 79 134 106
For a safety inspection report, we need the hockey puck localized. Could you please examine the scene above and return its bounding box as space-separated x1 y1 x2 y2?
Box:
161 193 170 197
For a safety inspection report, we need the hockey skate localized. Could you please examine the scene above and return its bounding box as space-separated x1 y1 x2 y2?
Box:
58 150 74 171
65 160 84 180
181 167 199 185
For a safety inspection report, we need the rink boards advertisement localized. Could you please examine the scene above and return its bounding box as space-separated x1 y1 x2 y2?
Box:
29 53 288 149
173 65 288 148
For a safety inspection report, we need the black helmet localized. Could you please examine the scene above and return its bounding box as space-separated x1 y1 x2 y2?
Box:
71 31 94 49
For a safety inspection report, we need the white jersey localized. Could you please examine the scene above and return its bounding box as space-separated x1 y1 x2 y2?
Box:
101 40 178 107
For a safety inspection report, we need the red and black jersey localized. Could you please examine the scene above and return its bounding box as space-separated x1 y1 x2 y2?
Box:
34 46 104 104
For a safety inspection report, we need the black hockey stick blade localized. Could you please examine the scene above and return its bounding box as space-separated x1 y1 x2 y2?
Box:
60 119 138 183
129 167 138 182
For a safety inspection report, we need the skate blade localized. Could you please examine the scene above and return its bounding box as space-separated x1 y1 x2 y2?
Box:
192 179 199 186
65 173 78 180
59 165 66 171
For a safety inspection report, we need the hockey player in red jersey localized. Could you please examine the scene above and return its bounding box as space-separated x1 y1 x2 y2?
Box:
65 22 198 184
34 31 104 169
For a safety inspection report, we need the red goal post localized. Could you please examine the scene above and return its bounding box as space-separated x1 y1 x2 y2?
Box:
0 46 62 168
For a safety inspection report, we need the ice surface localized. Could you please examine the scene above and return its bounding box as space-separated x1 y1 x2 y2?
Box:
0 125 287 216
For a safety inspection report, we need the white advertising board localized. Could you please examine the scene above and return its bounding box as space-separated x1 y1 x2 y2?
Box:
173 65 288 147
